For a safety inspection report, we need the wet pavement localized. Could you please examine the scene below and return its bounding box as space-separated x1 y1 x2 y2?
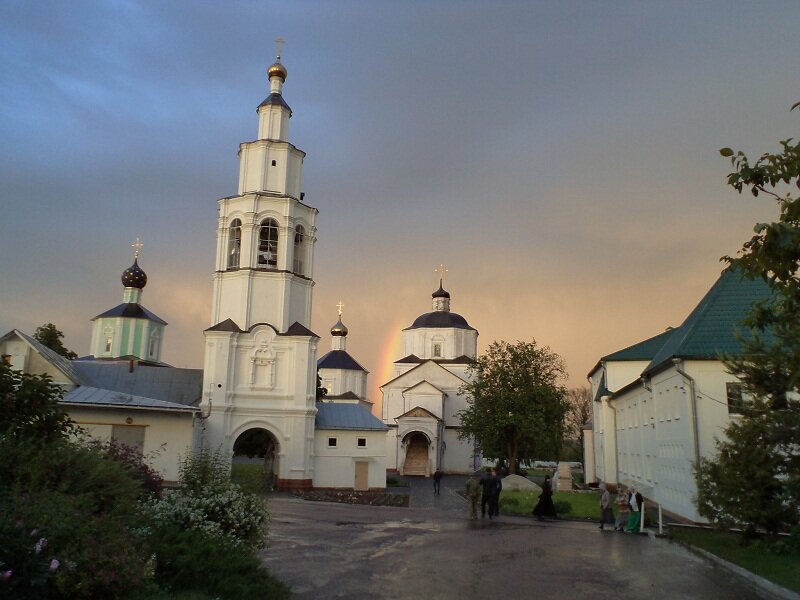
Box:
261 477 769 600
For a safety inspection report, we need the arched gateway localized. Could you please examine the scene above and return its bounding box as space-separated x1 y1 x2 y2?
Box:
232 427 280 490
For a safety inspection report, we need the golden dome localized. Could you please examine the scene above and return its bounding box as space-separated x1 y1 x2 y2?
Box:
331 318 348 337
268 61 287 81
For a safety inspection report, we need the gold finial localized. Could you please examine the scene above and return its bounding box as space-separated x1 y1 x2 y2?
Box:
275 37 285 61
132 237 143 259
336 300 344 318
434 263 448 284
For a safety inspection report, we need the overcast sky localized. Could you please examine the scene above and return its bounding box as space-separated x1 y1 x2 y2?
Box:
2 1 799 405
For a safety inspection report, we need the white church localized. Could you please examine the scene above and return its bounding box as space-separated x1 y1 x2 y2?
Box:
2 53 479 490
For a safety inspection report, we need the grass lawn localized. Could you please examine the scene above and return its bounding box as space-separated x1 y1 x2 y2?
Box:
231 463 270 494
499 489 600 520
669 527 800 593
524 468 555 478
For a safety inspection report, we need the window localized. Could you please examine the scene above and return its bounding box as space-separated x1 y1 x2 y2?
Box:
104 326 113 352
357 437 367 448
227 218 242 269
432 343 442 358
293 224 305 275
112 425 145 455
726 382 744 415
105 337 113 352
258 218 279 268
271 160 277 166
327 437 337 448
149 332 159 358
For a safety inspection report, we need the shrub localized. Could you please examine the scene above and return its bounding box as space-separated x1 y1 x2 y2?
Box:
145 448 269 549
147 525 290 599
0 438 150 599
86 438 164 499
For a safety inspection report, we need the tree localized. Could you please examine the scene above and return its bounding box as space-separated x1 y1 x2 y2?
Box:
695 103 800 538
33 323 77 360
563 387 592 462
316 372 327 402
0 360 75 442
458 339 568 474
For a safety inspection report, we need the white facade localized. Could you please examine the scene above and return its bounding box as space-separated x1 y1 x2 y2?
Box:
313 429 387 490
382 284 478 475
585 269 772 522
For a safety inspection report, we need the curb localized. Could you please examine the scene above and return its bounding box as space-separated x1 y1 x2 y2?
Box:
670 540 799 600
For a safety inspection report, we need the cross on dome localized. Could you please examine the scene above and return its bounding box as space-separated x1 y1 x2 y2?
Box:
434 263 448 284
275 36 285 61
132 237 143 259
336 300 344 317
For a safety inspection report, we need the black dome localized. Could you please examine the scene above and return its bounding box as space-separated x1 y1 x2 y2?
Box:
121 259 147 289
432 284 450 299
406 311 474 330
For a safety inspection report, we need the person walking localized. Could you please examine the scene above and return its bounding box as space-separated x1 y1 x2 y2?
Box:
490 470 502 517
433 469 443 495
614 486 630 531
465 475 480 519
481 469 501 518
625 488 644 532
598 482 614 530
532 475 557 521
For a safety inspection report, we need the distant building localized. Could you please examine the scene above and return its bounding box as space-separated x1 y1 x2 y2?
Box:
584 268 772 521
381 281 479 475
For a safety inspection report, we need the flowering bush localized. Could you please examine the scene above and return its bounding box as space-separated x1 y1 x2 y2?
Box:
144 448 269 549
86 438 164 499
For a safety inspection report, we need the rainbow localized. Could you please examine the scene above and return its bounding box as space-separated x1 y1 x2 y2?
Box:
370 320 405 418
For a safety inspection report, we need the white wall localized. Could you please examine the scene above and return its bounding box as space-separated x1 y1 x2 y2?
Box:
313 429 386 489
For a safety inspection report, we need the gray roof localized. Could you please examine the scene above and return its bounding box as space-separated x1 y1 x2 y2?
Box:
92 302 167 325
315 403 388 431
6 330 95 386
71 361 202 407
63 386 198 413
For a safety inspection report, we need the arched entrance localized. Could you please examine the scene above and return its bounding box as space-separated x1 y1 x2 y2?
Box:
232 427 280 491
403 432 430 476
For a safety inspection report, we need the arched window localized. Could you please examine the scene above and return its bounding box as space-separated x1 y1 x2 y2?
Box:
293 224 305 275
258 218 279 268
227 218 242 269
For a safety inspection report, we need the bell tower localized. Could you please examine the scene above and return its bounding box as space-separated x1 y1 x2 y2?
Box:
210 43 317 333
202 46 319 490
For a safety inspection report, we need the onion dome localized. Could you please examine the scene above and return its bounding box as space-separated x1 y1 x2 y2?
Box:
432 283 450 299
331 318 348 337
268 61 287 81
121 259 147 289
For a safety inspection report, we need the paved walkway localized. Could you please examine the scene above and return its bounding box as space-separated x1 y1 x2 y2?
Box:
262 478 772 599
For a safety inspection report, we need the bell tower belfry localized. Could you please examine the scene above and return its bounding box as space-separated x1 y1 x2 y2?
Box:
202 46 319 490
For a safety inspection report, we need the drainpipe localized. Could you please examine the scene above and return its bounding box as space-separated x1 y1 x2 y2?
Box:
672 359 701 466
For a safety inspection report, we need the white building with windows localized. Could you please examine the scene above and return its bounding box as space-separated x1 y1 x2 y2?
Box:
200 55 386 490
584 268 772 522
381 281 478 475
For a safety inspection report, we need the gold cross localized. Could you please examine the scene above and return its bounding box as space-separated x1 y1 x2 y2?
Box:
336 300 344 317
275 37 285 60
132 237 143 259
434 264 448 282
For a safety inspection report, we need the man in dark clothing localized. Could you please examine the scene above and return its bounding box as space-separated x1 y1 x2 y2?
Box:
433 470 443 495
481 469 502 518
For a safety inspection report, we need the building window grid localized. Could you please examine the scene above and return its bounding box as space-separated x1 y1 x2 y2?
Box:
293 224 305 275
327 437 337 448
258 218 279 268
228 218 242 269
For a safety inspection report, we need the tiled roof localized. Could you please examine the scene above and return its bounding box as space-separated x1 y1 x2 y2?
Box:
315 403 388 431
602 329 676 362
317 350 367 372
643 269 773 376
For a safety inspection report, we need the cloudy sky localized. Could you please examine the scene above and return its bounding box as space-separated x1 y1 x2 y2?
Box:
1 1 798 405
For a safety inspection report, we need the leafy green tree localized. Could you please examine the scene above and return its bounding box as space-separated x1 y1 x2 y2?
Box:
316 372 327 402
695 103 800 538
0 360 74 442
458 339 568 474
33 324 77 360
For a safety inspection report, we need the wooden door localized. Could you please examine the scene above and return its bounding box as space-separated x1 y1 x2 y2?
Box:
355 461 369 491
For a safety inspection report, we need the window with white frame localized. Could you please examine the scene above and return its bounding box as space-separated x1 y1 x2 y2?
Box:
357 437 367 448
258 218 279 268
228 218 242 269
327 437 337 447
726 382 745 415
293 224 305 275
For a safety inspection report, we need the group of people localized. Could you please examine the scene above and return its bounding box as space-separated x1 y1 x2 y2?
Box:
599 482 644 532
465 468 502 519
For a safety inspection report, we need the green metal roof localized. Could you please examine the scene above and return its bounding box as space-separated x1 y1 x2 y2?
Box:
643 268 773 376
602 328 676 362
